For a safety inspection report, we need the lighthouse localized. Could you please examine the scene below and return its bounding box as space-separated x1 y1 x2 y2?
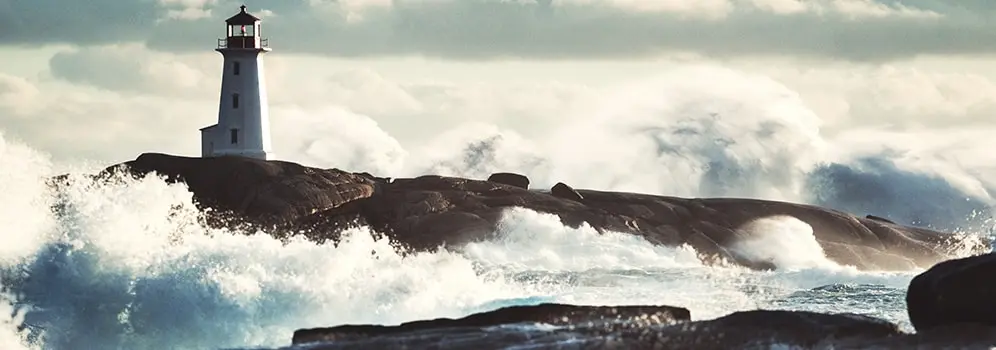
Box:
200 5 273 160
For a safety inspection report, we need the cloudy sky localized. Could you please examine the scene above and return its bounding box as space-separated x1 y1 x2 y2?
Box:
3 0 996 178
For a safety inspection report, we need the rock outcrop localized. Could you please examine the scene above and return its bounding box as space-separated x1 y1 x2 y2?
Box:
836 324 996 349
89 153 988 271
292 303 690 345
906 252 996 332
288 305 996 350
598 310 906 349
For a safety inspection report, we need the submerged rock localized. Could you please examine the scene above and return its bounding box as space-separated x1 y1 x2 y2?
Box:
90 153 987 271
906 252 996 332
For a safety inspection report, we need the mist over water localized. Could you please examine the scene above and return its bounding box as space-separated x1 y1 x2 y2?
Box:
1 64 994 349
341 66 996 234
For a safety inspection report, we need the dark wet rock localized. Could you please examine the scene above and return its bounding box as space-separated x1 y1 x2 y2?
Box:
551 182 583 202
907 252 996 332
292 303 690 345
487 172 529 189
99 153 376 228
288 326 589 350
285 308 911 350
834 323 996 349
89 153 989 270
598 310 903 350
866 214 896 224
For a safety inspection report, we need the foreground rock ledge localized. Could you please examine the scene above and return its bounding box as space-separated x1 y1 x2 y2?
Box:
292 303 690 345
84 153 986 271
907 251 996 332
285 303 996 349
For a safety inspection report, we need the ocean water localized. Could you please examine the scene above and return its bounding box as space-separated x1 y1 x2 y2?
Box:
0 136 990 350
2 66 995 349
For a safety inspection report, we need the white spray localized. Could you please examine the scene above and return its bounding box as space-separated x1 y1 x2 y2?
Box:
731 215 840 271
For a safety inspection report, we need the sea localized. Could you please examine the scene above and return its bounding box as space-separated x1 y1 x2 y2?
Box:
2 67 995 349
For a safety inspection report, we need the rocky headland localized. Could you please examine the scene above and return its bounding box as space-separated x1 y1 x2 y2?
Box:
64 153 996 349
85 153 986 271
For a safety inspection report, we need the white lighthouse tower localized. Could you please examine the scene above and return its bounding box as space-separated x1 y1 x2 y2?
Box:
200 5 273 160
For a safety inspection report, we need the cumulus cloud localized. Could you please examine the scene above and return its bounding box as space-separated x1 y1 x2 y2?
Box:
47 44 218 97
0 75 39 115
245 63 599 143
0 0 991 61
272 105 409 175
158 0 220 20
0 77 209 164
747 62 996 130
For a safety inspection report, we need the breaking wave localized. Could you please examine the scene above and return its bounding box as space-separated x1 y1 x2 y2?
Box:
731 215 840 271
0 164 926 349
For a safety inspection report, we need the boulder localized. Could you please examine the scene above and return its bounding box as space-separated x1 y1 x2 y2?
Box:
486 172 530 189
550 182 583 202
906 252 996 332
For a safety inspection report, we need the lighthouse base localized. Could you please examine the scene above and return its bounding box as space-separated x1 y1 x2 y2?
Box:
205 150 272 161
199 124 272 161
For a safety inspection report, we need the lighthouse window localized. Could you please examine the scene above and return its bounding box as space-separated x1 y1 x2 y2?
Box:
232 93 239 108
233 61 241 75
230 129 238 144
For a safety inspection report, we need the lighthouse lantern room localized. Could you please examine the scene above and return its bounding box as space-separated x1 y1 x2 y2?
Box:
200 5 274 160
220 5 268 49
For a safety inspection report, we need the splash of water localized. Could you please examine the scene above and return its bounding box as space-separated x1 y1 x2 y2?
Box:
0 167 534 349
730 215 841 271
0 154 935 349
461 207 704 272
397 66 829 203
351 65 996 235
0 132 54 265
459 209 919 323
0 132 51 350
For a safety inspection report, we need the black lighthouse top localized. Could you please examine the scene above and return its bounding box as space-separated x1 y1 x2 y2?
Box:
226 5 260 25
219 5 269 50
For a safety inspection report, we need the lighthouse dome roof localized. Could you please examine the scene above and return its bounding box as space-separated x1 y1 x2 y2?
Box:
226 5 260 25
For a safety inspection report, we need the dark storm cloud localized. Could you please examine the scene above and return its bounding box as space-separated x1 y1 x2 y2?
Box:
0 0 161 45
4 0 996 61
